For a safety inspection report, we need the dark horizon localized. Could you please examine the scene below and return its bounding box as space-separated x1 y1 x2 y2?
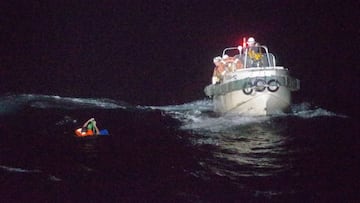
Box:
0 1 358 116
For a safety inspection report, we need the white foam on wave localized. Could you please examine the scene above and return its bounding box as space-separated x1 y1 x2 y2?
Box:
28 94 126 109
290 102 347 118
0 164 41 173
0 94 128 113
149 99 213 112
152 99 269 132
181 114 269 132
154 100 347 133
0 164 63 181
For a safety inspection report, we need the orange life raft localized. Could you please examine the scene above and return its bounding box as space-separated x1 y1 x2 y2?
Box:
75 128 94 137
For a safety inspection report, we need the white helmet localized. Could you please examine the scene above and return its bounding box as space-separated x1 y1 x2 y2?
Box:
213 56 222 63
247 37 255 45
222 54 229 59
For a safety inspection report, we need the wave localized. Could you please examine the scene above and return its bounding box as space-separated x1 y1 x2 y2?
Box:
150 100 349 179
0 164 62 182
290 102 347 119
151 100 346 132
0 94 130 114
0 94 347 125
149 99 214 112
0 164 41 173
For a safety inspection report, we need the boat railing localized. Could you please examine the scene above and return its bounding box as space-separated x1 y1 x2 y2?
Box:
222 46 242 57
221 45 277 69
243 45 275 68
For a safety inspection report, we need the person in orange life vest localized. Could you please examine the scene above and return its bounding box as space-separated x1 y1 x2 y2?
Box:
212 56 226 84
222 54 231 71
222 54 243 72
234 57 244 70
234 46 245 70
81 118 99 135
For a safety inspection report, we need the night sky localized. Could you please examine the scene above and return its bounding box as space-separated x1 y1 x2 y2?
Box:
0 1 358 115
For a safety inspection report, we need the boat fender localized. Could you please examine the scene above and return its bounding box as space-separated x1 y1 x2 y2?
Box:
243 82 253 95
254 79 266 92
267 79 280 92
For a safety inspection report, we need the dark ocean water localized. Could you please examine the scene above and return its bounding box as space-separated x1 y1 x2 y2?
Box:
0 94 358 202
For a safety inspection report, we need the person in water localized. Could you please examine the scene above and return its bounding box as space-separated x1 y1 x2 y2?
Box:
81 118 99 135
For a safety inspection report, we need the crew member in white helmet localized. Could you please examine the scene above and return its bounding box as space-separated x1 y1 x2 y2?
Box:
246 37 262 66
246 37 259 52
212 56 225 84
247 37 256 47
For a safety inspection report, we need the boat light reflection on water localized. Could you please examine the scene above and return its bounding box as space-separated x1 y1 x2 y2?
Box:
213 125 290 177
180 114 292 178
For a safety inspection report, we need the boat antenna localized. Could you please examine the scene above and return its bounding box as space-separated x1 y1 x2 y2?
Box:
242 37 246 48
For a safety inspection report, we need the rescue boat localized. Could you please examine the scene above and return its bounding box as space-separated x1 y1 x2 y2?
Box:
204 39 300 116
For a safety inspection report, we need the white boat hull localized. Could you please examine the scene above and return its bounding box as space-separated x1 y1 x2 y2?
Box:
213 86 291 116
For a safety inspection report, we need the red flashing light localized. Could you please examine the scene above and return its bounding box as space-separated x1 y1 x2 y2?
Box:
242 37 246 48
